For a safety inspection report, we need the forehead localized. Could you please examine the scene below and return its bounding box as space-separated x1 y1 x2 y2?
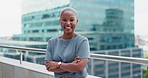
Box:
61 10 76 16
60 8 77 17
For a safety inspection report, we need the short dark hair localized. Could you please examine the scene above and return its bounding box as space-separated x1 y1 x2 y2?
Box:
60 7 78 18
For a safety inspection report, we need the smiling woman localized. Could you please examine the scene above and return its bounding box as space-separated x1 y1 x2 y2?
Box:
45 7 90 78
0 0 21 37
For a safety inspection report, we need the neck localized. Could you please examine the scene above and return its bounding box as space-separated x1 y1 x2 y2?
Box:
62 33 75 39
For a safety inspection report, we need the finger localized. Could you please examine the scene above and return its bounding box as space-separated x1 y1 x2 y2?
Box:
46 64 51 69
74 55 79 60
76 60 80 63
73 60 80 63
45 63 49 67
47 68 51 71
45 64 49 68
45 61 50 64
45 61 51 63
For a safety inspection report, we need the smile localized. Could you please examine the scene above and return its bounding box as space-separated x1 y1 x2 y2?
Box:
65 26 71 29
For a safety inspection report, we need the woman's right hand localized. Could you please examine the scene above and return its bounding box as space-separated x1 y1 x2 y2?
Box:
45 61 58 71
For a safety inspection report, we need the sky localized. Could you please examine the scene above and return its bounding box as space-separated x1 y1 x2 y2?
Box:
0 0 148 37
0 0 21 37
135 0 148 37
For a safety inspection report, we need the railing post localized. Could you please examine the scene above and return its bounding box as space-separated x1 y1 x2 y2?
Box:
20 51 22 64
26 51 29 55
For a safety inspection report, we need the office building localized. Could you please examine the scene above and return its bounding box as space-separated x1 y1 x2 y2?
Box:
13 5 69 42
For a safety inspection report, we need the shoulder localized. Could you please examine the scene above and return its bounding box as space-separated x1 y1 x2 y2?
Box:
47 37 59 44
75 34 88 41
74 34 89 45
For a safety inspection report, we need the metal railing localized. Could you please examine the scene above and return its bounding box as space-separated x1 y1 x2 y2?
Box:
0 45 148 65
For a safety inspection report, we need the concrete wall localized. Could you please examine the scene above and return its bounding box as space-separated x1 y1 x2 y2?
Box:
0 57 54 78
0 56 99 78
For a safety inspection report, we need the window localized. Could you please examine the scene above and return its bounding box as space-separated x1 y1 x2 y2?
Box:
42 14 50 19
32 30 39 33
47 29 58 32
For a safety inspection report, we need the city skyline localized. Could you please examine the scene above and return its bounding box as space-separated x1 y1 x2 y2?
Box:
0 0 148 37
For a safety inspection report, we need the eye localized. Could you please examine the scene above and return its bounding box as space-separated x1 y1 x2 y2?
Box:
62 19 67 22
70 19 75 22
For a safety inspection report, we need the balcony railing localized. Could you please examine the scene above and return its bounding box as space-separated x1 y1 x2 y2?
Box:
0 45 148 78
0 45 148 65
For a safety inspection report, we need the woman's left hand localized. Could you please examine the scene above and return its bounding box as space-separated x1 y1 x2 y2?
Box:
72 55 81 63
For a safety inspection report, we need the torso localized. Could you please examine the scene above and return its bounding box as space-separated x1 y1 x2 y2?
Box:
47 34 89 78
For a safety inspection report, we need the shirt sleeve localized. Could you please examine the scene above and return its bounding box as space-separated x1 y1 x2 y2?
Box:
77 38 90 59
45 40 53 61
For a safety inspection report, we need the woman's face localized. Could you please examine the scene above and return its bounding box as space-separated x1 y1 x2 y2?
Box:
60 10 78 34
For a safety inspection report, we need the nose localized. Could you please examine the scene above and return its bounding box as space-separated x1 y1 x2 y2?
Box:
66 21 70 25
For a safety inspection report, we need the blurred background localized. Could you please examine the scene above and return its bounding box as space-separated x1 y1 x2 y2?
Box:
0 0 148 78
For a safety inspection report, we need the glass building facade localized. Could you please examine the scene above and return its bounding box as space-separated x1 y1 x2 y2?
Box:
12 0 143 78
70 0 134 33
13 5 69 42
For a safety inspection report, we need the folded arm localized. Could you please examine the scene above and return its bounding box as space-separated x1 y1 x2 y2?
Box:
45 61 66 72
46 59 88 72
45 58 88 72
60 58 88 72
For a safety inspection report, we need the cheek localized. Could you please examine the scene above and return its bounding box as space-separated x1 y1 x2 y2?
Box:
72 23 77 27
60 22 65 27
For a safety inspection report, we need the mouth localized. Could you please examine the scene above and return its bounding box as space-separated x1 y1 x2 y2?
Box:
65 26 71 30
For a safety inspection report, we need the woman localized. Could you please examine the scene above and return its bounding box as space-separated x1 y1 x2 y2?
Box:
45 7 90 78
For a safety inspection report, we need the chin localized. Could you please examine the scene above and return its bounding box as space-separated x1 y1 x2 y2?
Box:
64 30 73 33
65 32 72 34
64 31 73 34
